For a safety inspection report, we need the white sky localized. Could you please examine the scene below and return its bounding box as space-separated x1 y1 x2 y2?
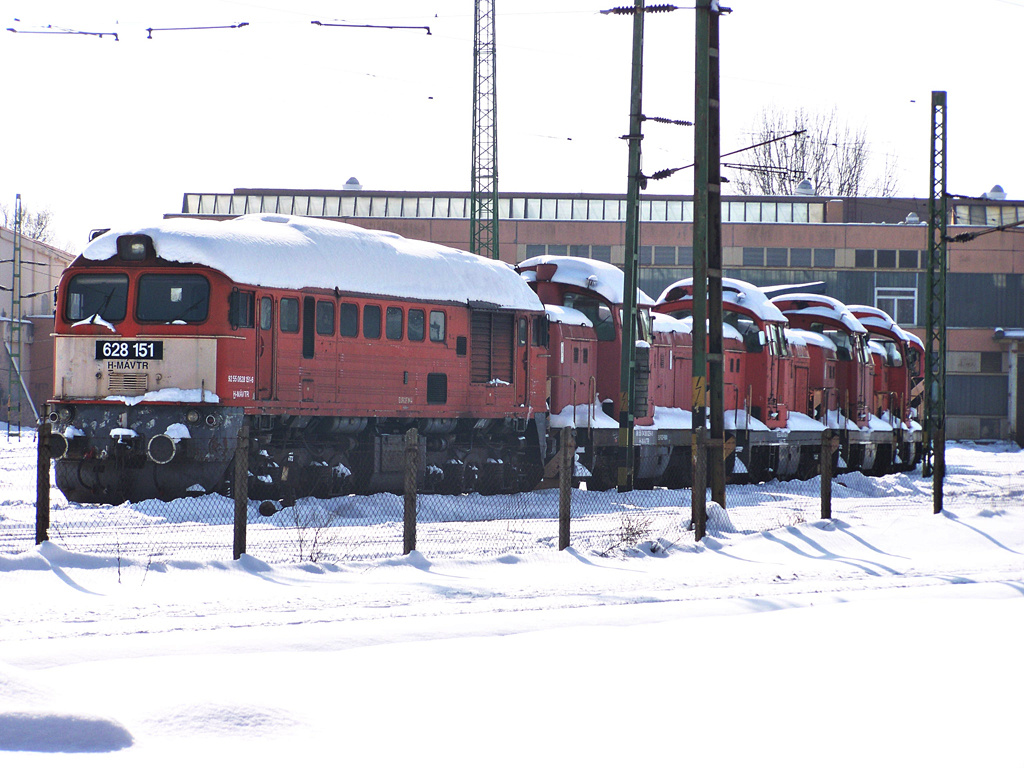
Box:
2 0 1023 252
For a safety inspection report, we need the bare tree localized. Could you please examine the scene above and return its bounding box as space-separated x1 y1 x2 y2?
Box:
1 203 56 243
730 106 899 197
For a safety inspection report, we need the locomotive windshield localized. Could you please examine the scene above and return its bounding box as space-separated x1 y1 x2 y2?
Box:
563 293 615 341
65 273 129 322
136 274 210 323
883 340 904 367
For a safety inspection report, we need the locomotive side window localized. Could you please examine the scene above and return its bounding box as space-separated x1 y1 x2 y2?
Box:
532 316 549 346
259 296 273 330
229 290 255 328
518 317 528 346
316 300 335 336
339 302 359 337
363 305 381 339
65 273 129 322
429 311 446 342
280 297 299 333
386 307 404 340
408 309 425 342
137 274 210 323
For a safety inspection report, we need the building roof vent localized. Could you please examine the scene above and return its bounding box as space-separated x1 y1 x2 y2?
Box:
982 184 1007 200
343 177 363 191
794 178 815 196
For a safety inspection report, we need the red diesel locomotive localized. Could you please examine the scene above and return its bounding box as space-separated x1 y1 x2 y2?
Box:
48 214 549 503
46 216 923 504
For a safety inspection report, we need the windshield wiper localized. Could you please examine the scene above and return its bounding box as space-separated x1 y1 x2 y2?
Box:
93 286 118 319
166 296 208 324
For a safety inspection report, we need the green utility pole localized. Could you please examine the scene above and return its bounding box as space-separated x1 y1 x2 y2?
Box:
7 194 23 439
470 0 500 259
924 90 947 513
616 0 645 492
692 0 727 537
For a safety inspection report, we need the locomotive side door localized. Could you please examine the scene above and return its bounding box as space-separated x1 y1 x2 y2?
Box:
256 294 276 400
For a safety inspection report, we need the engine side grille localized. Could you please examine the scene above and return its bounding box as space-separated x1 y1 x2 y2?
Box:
108 372 148 396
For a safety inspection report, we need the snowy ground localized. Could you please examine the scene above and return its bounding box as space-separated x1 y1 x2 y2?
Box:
1 435 1023 766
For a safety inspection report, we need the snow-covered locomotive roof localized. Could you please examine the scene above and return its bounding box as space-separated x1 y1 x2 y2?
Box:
786 328 839 351
657 277 787 324
847 304 922 346
82 214 544 312
772 293 867 335
517 255 654 306
652 313 743 342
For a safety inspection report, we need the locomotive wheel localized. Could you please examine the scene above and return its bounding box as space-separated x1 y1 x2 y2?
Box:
795 447 819 481
662 447 693 489
584 455 617 492
745 446 772 484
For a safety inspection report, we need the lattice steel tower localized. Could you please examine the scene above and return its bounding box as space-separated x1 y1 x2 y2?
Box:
923 91 947 509
470 0 499 259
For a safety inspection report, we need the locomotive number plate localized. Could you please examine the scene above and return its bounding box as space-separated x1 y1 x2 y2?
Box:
95 340 164 360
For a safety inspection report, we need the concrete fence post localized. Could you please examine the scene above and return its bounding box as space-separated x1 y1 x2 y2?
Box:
404 428 419 555
558 426 575 551
820 428 833 520
233 423 249 560
36 422 51 545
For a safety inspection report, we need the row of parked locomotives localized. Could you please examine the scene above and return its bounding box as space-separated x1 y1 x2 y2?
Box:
45 214 923 504
520 257 924 490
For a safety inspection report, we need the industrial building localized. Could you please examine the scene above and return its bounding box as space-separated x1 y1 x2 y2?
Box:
0 225 74 426
180 187 1024 444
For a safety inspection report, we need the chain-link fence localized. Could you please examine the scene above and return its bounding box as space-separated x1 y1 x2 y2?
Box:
4 426 1020 565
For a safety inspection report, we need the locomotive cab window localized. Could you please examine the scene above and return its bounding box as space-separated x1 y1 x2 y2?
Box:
564 293 615 341
826 331 853 361
884 341 903 367
408 309 425 341
229 290 255 329
136 274 210 324
65 273 129 322
532 315 549 347
280 297 299 333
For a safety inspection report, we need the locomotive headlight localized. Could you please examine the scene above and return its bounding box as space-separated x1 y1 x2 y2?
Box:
116 234 156 261
185 409 201 424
